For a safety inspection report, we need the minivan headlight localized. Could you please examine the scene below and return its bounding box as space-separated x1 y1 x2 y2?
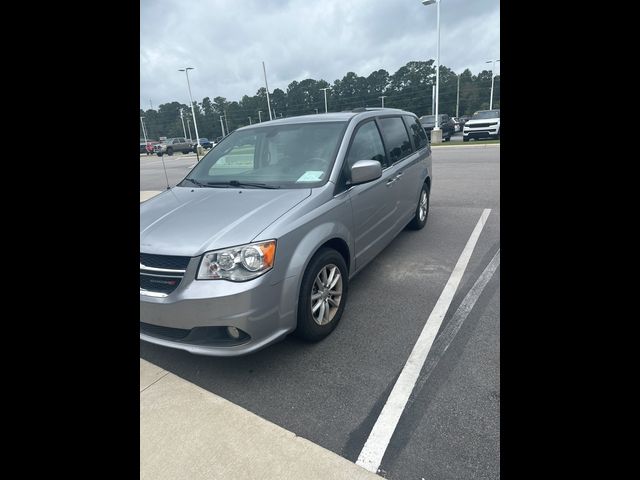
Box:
197 240 276 281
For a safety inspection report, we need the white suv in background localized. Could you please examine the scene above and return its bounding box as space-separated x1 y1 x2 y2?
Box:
463 109 500 142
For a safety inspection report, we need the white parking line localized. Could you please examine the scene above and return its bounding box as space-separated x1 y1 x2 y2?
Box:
356 208 492 473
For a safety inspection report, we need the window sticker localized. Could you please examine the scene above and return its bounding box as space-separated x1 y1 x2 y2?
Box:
296 171 324 182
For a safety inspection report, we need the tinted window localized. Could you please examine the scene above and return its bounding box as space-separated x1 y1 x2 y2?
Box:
403 115 428 150
346 121 386 168
379 117 412 164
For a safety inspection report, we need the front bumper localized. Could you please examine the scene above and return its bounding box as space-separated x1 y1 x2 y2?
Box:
140 266 299 356
463 126 500 139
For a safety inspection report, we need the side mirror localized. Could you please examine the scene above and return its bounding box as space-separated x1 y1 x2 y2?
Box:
349 160 382 186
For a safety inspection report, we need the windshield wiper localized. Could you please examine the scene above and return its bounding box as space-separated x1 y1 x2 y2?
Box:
206 180 281 189
180 178 208 188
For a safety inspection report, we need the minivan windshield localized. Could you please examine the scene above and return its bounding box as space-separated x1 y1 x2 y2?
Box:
181 122 347 189
472 110 500 119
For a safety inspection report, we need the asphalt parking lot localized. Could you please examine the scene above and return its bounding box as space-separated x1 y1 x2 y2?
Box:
140 145 500 480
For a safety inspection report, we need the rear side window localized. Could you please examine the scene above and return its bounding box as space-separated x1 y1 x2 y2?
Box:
403 115 428 150
345 121 387 168
379 117 413 164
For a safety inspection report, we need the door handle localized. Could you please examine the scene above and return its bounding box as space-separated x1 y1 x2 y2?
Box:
386 178 396 186
395 171 403 179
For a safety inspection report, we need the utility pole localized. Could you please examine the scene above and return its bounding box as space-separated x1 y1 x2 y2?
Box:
248 116 252 125
180 108 187 138
219 116 226 137
456 73 460 117
186 116 193 141
140 117 148 144
379 95 387 108
224 110 229 134
262 61 273 120
320 87 330 113
258 111 262 123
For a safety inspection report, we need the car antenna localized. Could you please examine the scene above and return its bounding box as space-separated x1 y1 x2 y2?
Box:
159 152 171 190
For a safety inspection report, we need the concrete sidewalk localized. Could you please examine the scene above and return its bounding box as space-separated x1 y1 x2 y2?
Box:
140 359 382 480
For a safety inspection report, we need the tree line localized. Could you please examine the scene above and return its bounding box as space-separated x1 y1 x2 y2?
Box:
140 59 500 141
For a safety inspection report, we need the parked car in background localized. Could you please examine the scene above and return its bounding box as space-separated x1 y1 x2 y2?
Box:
140 142 148 154
452 117 463 132
463 109 500 142
140 108 432 356
154 137 194 156
419 114 455 141
194 138 214 150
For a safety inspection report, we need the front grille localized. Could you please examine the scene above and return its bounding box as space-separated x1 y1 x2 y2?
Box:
140 253 190 270
140 253 191 295
467 122 497 129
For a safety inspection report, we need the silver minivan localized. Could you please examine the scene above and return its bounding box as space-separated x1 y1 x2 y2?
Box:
140 108 432 356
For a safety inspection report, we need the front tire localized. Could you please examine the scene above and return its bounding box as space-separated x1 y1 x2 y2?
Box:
408 183 430 230
166 147 173 156
295 248 348 342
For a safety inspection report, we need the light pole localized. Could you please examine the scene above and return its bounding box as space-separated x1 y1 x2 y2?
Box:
431 85 435 114
485 59 500 110
248 116 252 125
179 67 202 153
456 73 460 118
179 108 187 138
258 110 262 123
379 96 387 108
140 117 148 144
321 87 330 113
186 116 193 141
223 110 229 134
219 116 226 137
421 0 441 142
262 61 273 121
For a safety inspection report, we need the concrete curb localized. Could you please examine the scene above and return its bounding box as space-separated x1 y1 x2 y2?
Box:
140 359 382 480
431 143 500 149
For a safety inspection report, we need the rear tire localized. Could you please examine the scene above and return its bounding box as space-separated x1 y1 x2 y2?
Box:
295 248 348 342
408 183 430 230
167 147 173 156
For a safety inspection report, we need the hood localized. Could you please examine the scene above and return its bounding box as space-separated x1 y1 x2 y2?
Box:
140 186 311 256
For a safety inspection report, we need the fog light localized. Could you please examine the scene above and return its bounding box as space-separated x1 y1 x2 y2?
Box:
226 326 240 339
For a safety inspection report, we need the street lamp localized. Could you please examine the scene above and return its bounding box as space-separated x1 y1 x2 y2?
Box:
179 67 202 152
219 115 226 136
179 108 187 138
262 61 273 121
140 116 148 144
485 59 500 110
379 96 387 108
456 72 460 118
420 0 442 143
320 87 330 113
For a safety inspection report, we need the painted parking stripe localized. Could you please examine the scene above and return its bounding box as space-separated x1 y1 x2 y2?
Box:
356 208 492 473
406 248 499 406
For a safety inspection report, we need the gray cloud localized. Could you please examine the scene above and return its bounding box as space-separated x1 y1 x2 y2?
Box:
140 0 499 109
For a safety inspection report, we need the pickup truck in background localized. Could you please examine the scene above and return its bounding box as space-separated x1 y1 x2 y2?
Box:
154 137 194 156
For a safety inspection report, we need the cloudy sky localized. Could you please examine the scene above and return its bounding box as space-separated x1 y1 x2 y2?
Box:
140 0 499 110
